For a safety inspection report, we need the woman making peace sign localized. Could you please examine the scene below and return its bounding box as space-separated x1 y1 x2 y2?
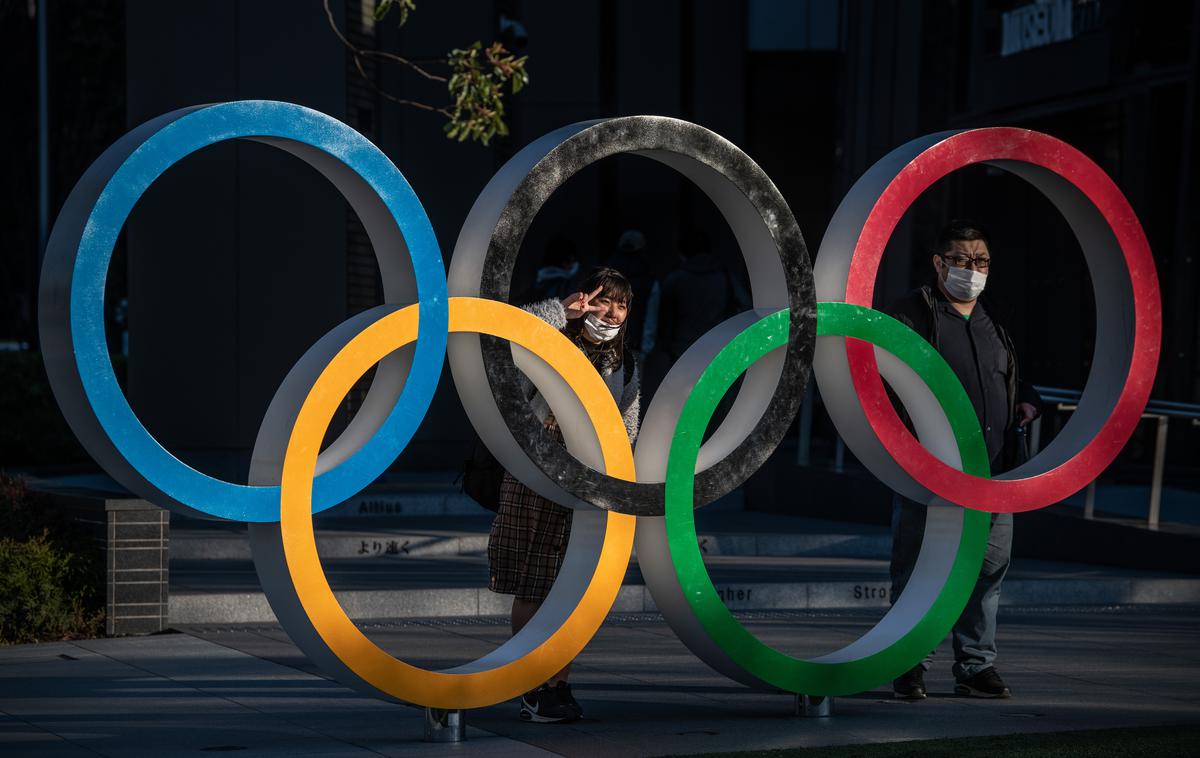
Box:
487 267 641 723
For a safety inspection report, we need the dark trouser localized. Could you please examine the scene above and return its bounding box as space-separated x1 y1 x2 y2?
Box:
890 495 1013 680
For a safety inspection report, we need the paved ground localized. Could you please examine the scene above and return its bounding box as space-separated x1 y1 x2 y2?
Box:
3 605 1198 757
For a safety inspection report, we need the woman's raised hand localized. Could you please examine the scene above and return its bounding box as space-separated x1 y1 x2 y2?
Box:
561 286 606 320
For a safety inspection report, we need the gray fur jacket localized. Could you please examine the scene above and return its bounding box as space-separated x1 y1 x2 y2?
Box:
522 298 641 442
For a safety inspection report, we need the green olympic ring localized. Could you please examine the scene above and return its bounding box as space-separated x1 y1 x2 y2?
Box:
663 302 991 695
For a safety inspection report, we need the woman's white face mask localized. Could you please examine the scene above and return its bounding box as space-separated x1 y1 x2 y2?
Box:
584 313 621 342
942 265 987 301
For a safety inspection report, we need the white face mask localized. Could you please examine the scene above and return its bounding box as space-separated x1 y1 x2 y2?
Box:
584 313 621 342
942 265 987 301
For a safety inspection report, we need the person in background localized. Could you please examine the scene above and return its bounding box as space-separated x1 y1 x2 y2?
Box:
487 267 641 723
888 219 1042 701
606 229 660 358
528 235 580 303
656 229 736 363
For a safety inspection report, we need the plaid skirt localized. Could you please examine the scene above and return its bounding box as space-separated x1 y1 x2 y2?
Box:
487 471 573 602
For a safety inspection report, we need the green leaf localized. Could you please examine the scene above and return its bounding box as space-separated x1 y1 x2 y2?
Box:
374 0 416 26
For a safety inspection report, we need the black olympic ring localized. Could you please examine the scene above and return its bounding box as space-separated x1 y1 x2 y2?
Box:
448 116 816 516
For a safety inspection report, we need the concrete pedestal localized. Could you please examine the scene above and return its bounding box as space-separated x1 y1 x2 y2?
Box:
795 694 834 718
41 481 169 636
423 708 466 742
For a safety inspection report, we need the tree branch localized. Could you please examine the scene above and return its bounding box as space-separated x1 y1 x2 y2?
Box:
320 1 529 145
358 50 447 82
351 55 451 117
323 0 447 85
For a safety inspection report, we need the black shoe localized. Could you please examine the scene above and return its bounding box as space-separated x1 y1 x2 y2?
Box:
892 665 927 700
519 683 580 723
955 667 1012 698
554 681 583 720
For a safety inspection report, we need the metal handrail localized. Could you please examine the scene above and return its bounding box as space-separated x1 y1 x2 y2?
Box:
797 384 1192 530
1028 385 1200 530
1033 385 1200 421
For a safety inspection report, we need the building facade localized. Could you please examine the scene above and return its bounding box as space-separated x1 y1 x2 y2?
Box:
3 0 1196 481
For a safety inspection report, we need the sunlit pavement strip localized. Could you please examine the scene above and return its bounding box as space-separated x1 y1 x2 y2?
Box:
2 606 1198 757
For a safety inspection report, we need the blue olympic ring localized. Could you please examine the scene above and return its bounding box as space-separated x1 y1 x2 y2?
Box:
39 101 448 522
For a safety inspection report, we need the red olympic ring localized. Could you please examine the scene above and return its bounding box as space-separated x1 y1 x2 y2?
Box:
844 128 1161 513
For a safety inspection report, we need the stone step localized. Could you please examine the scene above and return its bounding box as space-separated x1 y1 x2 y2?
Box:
167 574 1200 625
321 488 485 518
169 528 892 561
301 486 746 518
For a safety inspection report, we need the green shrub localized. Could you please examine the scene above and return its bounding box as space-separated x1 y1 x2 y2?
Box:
0 474 103 643
0 532 103 644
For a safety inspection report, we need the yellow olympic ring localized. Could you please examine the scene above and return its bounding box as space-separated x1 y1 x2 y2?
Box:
278 297 635 708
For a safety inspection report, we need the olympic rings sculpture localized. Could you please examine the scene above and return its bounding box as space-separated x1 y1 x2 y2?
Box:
40 101 1159 708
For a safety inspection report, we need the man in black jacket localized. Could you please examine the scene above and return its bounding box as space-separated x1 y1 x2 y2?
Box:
889 220 1041 701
